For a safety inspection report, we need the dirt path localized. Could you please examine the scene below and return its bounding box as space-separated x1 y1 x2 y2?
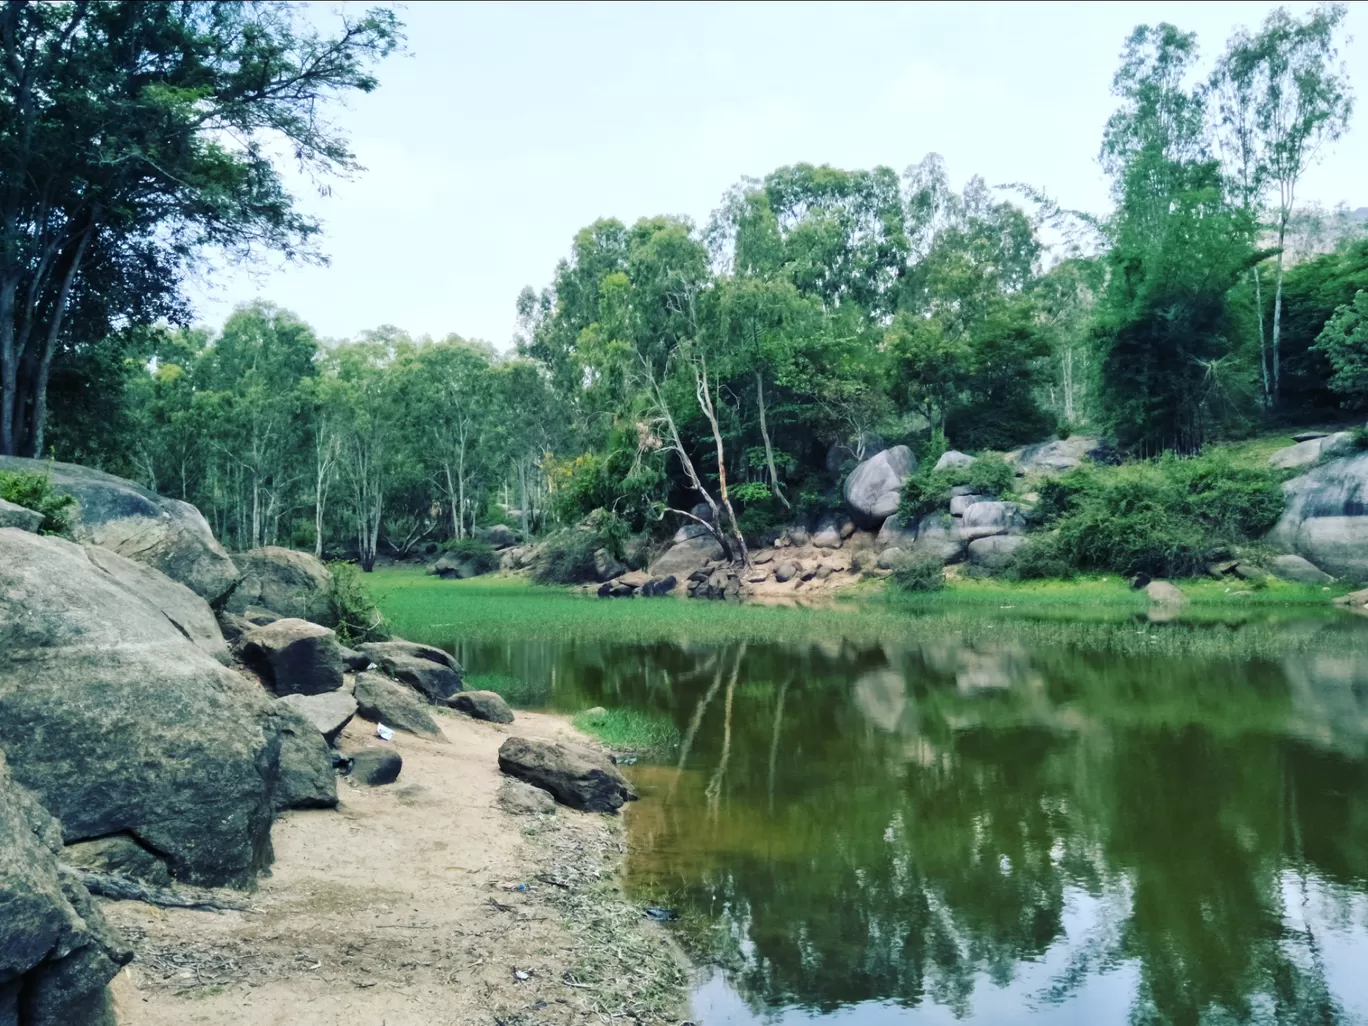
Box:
106 709 688 1026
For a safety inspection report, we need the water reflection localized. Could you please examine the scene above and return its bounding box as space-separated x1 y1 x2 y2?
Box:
458 621 1368 1025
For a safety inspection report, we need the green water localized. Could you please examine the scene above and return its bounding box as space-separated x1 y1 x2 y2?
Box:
439 603 1368 1025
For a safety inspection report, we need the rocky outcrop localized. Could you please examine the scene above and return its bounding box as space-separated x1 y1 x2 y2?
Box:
0 752 132 1026
1270 553 1336 584
967 535 1027 571
0 455 238 604
0 528 310 887
358 640 463 704
1007 437 1098 476
912 514 966 564
844 445 916 527
225 547 334 625
959 501 1027 541
497 737 637 813
236 618 345 696
0 496 41 532
875 514 917 551
649 533 724 577
451 690 515 724
353 671 444 738
1268 432 1355 470
1269 451 1368 582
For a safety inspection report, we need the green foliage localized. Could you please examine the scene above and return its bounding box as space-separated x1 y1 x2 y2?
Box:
572 707 681 755
1010 536 1079 581
0 470 75 535
1031 453 1285 577
1312 290 1368 407
325 561 389 644
889 551 946 593
464 672 551 709
531 530 602 585
966 456 1015 497
440 537 501 575
1273 243 1368 414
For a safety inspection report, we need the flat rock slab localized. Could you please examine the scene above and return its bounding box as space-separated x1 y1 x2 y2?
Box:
237 618 344 696
498 736 638 813
348 748 402 786
353 671 444 738
276 691 357 744
450 690 515 724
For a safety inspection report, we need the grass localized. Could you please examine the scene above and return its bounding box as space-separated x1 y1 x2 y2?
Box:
463 671 551 708
572 707 681 755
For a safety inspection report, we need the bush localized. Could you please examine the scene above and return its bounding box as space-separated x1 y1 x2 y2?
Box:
0 469 75 535
889 551 945 592
965 455 1015 497
440 536 500 575
531 529 601 585
1010 535 1078 580
326 560 389 644
898 452 1016 523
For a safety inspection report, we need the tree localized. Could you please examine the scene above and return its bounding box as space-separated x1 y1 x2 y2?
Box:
1211 4 1354 406
0 1 400 456
1312 290 1368 408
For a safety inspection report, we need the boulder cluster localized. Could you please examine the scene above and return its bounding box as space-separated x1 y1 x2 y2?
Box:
0 456 633 1026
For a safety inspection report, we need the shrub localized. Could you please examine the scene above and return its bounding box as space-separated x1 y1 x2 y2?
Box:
326 560 389 644
1010 535 1078 580
966 454 1015 497
531 529 601 585
0 469 75 535
440 536 500 575
889 551 945 592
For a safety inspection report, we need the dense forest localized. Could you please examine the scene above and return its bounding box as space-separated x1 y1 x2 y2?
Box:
10 3 1368 573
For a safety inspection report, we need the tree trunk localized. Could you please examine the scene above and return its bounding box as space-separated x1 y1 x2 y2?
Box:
24 221 92 457
1252 265 1270 406
1271 228 1286 408
755 372 790 509
0 275 18 456
695 356 748 567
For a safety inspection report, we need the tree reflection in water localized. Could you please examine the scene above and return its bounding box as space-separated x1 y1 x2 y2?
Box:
458 622 1368 1025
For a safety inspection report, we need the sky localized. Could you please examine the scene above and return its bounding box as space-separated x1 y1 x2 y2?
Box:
191 1 1368 349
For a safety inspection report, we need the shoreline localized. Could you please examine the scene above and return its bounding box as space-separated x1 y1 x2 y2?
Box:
105 708 690 1026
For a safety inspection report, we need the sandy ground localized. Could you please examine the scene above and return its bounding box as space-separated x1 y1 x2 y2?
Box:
105 708 688 1026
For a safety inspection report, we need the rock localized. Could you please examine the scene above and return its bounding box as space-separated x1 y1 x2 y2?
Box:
340 646 372 671
877 547 907 570
839 520 856 539
1129 572 1153 590
430 551 483 579
478 523 518 549
949 493 988 516
1268 432 1356 470
450 689 515 724
1333 587 1368 607
671 522 711 543
752 549 775 565
243 606 282 626
967 535 1027 571
496 777 556 816
934 450 976 472
773 561 800 583
347 749 402 787
649 534 725 577
1292 431 1330 443
216 610 254 645
0 529 300 886
1145 580 1187 605
1270 553 1335 584
63 834 172 889
958 501 1027 541
0 455 239 604
236 618 345 696
270 708 338 810
82 543 229 662
353 671 444 738
785 527 809 546
0 496 42 532
875 514 917 551
276 691 357 744
1007 437 1099 476
357 640 463 704
1269 451 1368 582
497 736 638 813
0 752 132 1026
745 570 769 583
912 514 967 564
224 547 334 625
812 523 843 549
639 575 677 597
594 547 627 582
844 445 916 527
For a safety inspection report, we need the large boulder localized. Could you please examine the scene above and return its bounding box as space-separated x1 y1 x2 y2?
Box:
876 547 907 570
497 736 638 813
0 752 132 1026
225 547 334 626
649 533 725 578
912 514 967 564
967 535 1027 571
844 445 916 527
1007 437 1098 476
1269 553 1336 584
0 497 41 533
0 455 238 605
353 671 444 738
236 618 345 696
958 501 1027 541
1269 452 1368 582
276 691 357 744
876 514 918 551
477 523 518 549
357 640 463 703
811 522 843 549
270 707 339 811
0 528 305 887
934 450 976 472
1268 432 1355 471
594 547 627 582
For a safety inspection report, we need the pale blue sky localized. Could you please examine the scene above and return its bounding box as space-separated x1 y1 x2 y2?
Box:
192 1 1368 348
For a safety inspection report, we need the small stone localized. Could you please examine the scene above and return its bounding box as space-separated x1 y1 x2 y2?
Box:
496 777 556 816
348 749 402 786
773 561 800 583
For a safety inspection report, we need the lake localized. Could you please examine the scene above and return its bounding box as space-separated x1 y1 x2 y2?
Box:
436 597 1368 1025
